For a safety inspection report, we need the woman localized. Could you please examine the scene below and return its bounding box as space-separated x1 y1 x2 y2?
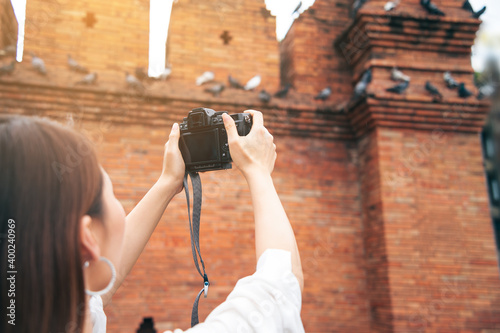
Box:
0 110 304 333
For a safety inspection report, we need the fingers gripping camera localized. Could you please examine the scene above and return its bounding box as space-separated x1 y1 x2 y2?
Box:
179 108 253 172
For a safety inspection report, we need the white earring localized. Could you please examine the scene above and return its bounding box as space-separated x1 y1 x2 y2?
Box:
83 256 116 296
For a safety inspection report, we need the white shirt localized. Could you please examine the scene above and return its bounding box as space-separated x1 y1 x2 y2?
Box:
89 294 107 333
91 249 304 333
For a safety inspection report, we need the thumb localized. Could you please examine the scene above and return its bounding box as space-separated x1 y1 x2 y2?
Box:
222 113 238 143
167 123 180 148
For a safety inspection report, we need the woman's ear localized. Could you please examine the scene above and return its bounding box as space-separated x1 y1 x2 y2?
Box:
80 215 101 262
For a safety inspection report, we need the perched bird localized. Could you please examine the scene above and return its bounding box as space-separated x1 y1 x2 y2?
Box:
274 83 291 98
76 72 98 85
425 81 442 100
420 0 445 16
462 0 486 19
353 69 372 99
0 45 16 57
314 87 332 101
228 75 244 89
158 67 172 81
352 0 368 16
386 80 410 94
135 67 149 81
457 82 473 98
477 83 495 100
391 67 410 82
384 0 400 12
292 1 302 18
0 61 15 76
67 55 89 73
125 72 144 91
244 75 261 91
196 71 215 86
259 90 272 103
31 53 47 75
443 71 459 89
204 83 225 97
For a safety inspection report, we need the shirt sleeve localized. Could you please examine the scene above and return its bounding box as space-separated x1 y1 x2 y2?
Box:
165 249 304 333
89 295 107 333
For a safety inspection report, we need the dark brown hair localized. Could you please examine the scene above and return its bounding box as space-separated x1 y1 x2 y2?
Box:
0 115 103 333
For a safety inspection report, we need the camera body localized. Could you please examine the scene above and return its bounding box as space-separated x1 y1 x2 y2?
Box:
179 108 252 172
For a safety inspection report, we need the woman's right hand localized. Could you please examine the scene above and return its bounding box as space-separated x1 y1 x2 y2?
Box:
222 110 276 180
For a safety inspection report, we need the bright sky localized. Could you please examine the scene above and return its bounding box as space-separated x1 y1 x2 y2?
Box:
470 0 500 72
265 0 316 41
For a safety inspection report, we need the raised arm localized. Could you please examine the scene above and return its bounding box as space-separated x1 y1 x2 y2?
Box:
222 111 304 292
102 123 185 306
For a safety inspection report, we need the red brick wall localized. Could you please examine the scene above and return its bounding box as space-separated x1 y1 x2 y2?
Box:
378 127 500 332
358 129 394 332
1 0 500 331
21 0 279 89
279 0 354 100
23 0 149 85
100 124 371 332
0 80 369 332
168 0 280 90
0 0 17 49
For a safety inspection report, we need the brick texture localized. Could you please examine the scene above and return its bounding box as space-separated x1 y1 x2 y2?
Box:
1 0 499 332
0 0 17 49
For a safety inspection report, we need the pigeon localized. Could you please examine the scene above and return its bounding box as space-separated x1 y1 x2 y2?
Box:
76 72 97 85
386 80 410 94
158 67 172 81
292 1 302 17
353 69 372 99
352 0 368 16
204 83 225 97
0 61 15 76
443 71 459 89
425 81 442 100
420 0 445 16
391 67 410 82
274 83 291 98
135 67 148 81
31 53 47 75
477 83 495 100
472 6 487 19
315 87 332 101
258 90 272 103
244 75 261 91
0 45 16 57
228 75 244 89
462 0 486 19
67 55 89 73
384 0 400 11
196 71 215 86
457 82 473 98
125 72 144 91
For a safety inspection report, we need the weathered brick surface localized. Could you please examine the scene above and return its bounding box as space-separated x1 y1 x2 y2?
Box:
378 127 500 332
168 0 280 89
0 0 17 49
98 125 371 332
280 0 354 100
1 0 499 332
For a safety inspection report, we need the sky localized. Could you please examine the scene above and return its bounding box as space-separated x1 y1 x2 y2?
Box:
469 0 500 72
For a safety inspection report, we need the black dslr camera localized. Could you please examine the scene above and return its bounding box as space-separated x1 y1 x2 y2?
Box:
179 108 252 172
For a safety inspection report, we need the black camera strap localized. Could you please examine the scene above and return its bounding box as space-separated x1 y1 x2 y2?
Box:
183 171 210 327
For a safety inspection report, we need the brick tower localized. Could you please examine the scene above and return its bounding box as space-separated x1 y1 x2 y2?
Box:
1 0 499 332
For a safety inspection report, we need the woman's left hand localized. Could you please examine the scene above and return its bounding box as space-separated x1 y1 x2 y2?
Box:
159 123 185 194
